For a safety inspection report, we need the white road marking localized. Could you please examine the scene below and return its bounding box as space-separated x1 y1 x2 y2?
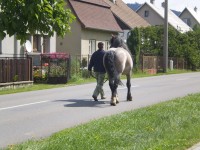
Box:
176 78 189 81
0 100 49 111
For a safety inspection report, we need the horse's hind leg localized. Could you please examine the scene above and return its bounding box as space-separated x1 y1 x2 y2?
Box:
126 74 132 101
109 79 118 106
116 92 119 104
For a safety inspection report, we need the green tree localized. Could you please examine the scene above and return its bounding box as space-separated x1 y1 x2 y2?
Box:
193 24 200 31
186 30 200 70
0 0 76 44
127 27 141 71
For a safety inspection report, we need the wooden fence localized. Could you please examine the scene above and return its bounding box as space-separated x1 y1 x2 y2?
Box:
141 56 186 72
0 55 186 84
0 57 33 83
71 55 186 73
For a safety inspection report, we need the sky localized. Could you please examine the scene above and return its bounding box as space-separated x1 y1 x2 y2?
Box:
122 0 200 12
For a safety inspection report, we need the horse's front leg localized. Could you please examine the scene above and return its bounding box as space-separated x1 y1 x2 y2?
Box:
126 74 132 101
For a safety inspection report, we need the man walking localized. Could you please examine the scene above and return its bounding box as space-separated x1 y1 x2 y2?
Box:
88 42 106 101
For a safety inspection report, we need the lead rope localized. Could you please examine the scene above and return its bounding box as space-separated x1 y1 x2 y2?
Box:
90 71 108 83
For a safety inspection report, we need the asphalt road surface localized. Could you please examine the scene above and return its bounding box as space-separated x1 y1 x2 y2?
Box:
1 72 200 148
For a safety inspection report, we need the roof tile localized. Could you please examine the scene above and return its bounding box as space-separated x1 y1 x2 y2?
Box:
68 0 122 32
103 0 150 28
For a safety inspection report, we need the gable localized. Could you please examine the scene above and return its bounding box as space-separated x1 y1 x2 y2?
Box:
182 8 200 24
137 2 192 33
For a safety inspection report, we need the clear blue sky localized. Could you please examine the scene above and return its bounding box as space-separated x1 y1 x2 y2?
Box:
122 0 200 12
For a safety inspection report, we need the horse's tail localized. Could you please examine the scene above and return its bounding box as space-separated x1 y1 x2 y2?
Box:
104 51 123 86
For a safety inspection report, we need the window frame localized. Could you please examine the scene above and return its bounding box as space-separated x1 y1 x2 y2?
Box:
43 35 50 53
33 34 42 52
0 40 2 54
144 10 149 17
89 39 96 54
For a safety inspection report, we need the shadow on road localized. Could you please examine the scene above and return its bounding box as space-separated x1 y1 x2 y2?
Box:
53 99 109 108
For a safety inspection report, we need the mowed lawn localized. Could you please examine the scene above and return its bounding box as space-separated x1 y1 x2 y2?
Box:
6 93 200 150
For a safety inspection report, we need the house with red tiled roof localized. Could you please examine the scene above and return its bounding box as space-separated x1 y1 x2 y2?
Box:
56 0 150 59
103 0 150 41
56 0 122 58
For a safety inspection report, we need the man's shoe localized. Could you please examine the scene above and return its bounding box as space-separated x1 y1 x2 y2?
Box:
101 96 106 99
92 95 98 101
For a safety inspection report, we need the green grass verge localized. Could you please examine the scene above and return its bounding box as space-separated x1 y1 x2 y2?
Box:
5 93 200 150
0 78 96 95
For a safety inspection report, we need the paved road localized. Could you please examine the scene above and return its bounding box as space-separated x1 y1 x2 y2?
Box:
1 72 200 148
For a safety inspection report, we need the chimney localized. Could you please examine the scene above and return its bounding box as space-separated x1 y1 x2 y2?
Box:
194 6 197 12
110 0 116 4
161 2 165 8
150 0 155 4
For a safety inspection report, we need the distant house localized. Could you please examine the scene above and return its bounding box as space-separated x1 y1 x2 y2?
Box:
103 0 150 41
56 0 122 58
0 34 56 66
136 0 192 33
179 7 200 28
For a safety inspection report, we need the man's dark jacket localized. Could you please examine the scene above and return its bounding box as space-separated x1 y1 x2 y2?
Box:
88 50 106 73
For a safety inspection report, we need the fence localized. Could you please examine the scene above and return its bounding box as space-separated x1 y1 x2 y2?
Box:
71 55 186 73
0 57 33 83
141 56 186 72
0 55 186 84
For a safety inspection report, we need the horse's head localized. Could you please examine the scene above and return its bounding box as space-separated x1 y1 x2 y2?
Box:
110 35 122 48
110 35 129 51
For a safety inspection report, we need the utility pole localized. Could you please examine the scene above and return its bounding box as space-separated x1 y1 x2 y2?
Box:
163 0 168 73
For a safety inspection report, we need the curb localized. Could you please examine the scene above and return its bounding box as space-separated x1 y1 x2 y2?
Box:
187 142 200 150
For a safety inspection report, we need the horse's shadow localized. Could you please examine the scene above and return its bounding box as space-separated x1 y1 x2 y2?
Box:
53 99 108 108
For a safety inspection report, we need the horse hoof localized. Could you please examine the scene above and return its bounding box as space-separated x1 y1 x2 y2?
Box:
116 100 119 104
127 97 132 101
110 102 116 106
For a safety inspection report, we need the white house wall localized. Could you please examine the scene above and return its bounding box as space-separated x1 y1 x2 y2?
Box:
137 2 192 33
137 5 163 26
180 10 198 28
49 34 56 53
0 35 24 57
0 34 56 58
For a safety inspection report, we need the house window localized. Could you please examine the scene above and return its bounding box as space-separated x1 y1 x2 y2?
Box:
183 18 191 27
144 10 149 17
127 31 131 39
0 40 2 54
43 35 50 53
89 39 96 54
105 40 109 50
33 34 41 52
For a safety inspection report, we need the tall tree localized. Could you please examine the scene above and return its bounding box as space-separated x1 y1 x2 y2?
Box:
0 0 76 44
127 27 141 71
